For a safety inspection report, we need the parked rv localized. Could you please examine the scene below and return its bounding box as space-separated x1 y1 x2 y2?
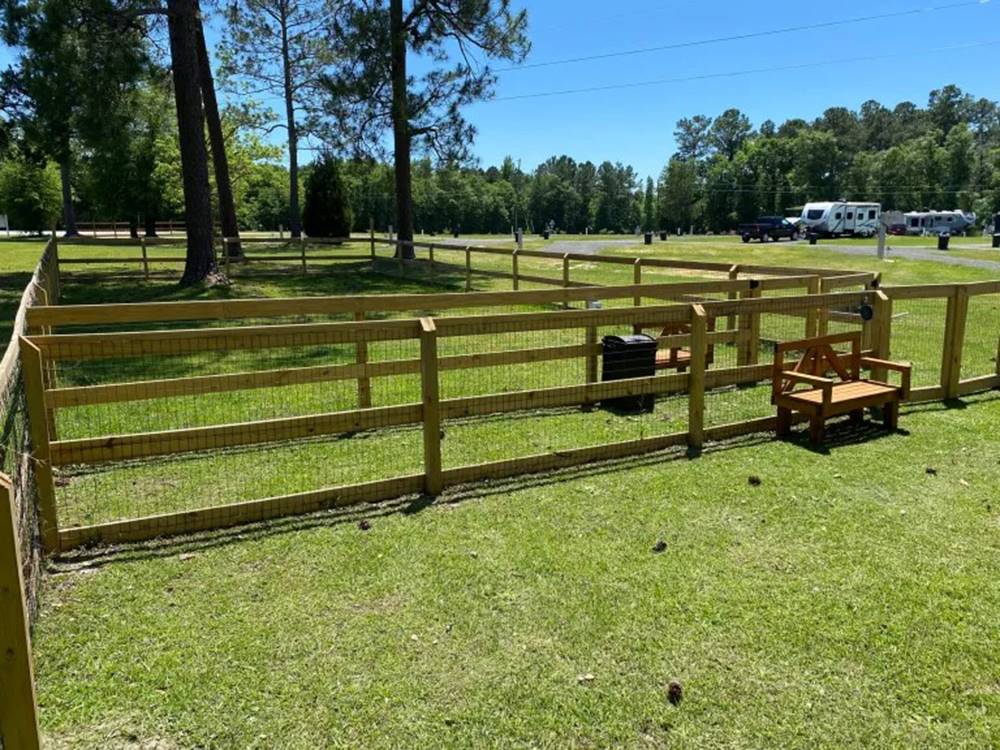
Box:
903 210 976 236
799 201 881 237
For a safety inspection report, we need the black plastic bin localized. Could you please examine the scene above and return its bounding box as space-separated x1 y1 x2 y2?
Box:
600 334 658 411
938 232 950 251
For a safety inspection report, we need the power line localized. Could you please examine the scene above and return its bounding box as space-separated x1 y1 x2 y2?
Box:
487 39 1000 102
498 0 993 73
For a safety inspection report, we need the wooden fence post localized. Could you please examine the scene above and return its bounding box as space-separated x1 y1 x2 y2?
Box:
805 276 821 338
562 254 571 308
19 339 59 554
465 248 472 292
428 243 435 265
818 277 832 337
369 217 375 259
49 231 61 301
300 237 308 275
355 311 372 409
0 474 41 750
223 238 231 278
726 264 740 331
737 283 761 366
585 324 598 385
870 290 893 384
512 249 519 290
419 318 443 495
688 304 707 452
942 285 969 399
141 236 150 281
633 259 642 307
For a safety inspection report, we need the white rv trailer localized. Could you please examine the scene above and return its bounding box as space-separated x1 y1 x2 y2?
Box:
903 210 976 236
799 201 881 237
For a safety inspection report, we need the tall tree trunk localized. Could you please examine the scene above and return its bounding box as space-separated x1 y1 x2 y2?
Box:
195 18 241 258
144 213 158 237
167 0 217 285
129 216 139 238
59 160 79 237
281 13 302 239
389 0 414 258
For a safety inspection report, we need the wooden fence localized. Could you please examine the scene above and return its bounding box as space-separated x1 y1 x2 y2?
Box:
19 282 894 551
0 237 56 750
53 233 881 291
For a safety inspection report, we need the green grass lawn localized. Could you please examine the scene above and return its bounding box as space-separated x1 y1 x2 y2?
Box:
34 392 1000 749
14 234 1000 748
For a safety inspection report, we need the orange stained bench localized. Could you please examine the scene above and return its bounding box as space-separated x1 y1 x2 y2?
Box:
634 318 716 371
772 332 912 446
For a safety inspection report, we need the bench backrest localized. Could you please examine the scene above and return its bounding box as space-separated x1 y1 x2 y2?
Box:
772 332 863 400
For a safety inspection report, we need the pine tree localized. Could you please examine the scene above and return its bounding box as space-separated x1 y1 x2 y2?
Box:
302 155 352 239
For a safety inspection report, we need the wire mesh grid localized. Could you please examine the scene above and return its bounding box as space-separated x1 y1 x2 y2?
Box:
961 292 1000 380
887 296 948 388
436 313 689 472
46 322 426 529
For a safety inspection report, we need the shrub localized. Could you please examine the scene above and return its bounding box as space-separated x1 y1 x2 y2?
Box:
302 155 352 239
0 158 62 232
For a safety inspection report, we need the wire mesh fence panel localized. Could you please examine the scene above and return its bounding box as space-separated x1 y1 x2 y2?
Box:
56 427 425 529
888 296 949 388
961 292 1000 380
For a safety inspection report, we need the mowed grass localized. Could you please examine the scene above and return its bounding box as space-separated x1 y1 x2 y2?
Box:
34 392 1000 748
18 233 1000 747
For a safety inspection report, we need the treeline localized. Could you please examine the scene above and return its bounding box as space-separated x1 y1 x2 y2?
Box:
657 86 1000 233
344 86 1000 236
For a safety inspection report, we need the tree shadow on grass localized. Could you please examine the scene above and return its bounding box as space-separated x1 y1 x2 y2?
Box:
58 260 468 311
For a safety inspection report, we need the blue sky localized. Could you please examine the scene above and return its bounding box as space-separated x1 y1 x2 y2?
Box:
466 0 1000 179
3 0 999 180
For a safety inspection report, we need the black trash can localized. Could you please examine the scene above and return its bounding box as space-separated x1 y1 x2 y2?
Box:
601 334 658 411
938 232 950 251
644 232 653 245
808 233 818 245
659 230 668 241
541 230 550 240
992 233 1000 249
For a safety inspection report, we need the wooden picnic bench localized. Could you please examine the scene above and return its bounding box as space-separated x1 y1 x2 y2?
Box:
634 319 716 372
772 332 911 445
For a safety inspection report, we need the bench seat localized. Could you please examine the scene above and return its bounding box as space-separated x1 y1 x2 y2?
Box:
772 331 911 446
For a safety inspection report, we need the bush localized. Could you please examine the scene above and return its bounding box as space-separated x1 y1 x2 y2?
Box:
0 158 62 232
302 155 352 239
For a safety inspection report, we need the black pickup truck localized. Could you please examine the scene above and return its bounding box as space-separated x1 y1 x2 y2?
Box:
739 216 800 243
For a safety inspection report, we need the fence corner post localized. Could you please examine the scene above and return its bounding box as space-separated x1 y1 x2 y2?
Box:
300 237 308 275
562 253 571 308
688 304 707 452
465 247 472 292
512 249 519 290
0 474 42 750
419 318 443 496
19 338 59 555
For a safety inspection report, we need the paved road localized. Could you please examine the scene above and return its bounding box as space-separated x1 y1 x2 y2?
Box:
434 235 1000 271
432 237 641 255
809 242 1000 271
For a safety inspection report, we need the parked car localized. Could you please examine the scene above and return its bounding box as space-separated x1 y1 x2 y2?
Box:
739 216 800 243
887 223 908 236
